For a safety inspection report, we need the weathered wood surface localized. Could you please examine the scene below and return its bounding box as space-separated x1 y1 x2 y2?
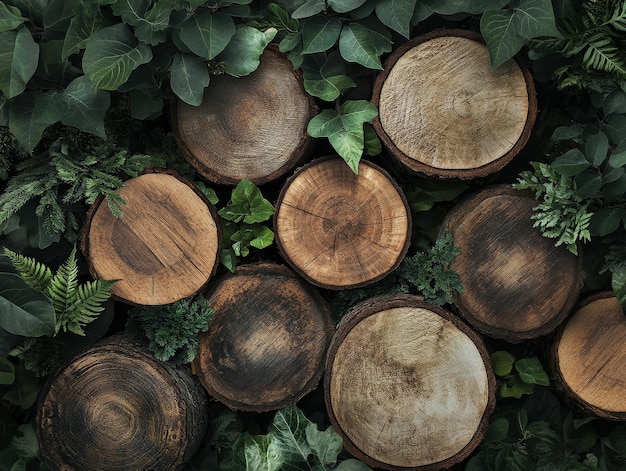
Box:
192 263 333 412
442 185 583 342
36 336 208 471
552 292 626 420
274 156 411 289
324 294 495 471
82 169 220 306
372 29 537 179
172 45 317 185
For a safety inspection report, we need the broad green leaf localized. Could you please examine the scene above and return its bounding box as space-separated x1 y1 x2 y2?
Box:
602 165 624 185
490 350 515 376
0 273 55 337
515 357 550 386
605 114 626 146
0 357 14 384
0 27 39 98
218 26 276 77
328 0 366 13
574 171 602 199
363 122 381 155
609 142 626 168
485 417 509 442
500 379 534 398
62 9 102 60
602 173 626 201
0 2 25 32
603 88 626 116
170 52 209 105
267 3 299 33
305 423 342 467
422 0 508 15
292 0 325 19
349 0 376 19
179 11 235 60
302 17 341 54
43 0 78 33
83 23 153 90
612 265 626 309
302 52 356 101
244 434 283 471
279 32 301 53
129 87 163 119
480 9 524 68
339 99 378 127
36 39 75 86
62 75 110 138
585 131 609 166
374 0 417 38
551 124 582 141
553 149 589 176
270 407 312 466
335 460 374 470
411 3 433 24
307 109 344 137
329 127 365 173
112 0 174 46
248 224 274 249
339 23 382 69
9 91 66 152
589 207 622 236
514 0 561 40
358 16 392 55
219 179 275 224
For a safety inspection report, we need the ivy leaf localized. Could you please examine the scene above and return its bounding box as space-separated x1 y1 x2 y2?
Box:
170 52 209 106
585 131 609 166
491 350 515 376
302 17 341 54
0 2 26 32
0 273 56 337
83 23 153 90
515 357 550 386
339 23 382 69
513 0 561 40
552 149 589 176
363 123 381 155
179 11 235 60
480 9 524 69
501 379 535 398
9 91 66 152
358 16 392 55
611 264 626 309
302 52 356 101
62 75 110 138
0 27 39 98
292 0 325 19
374 0 417 38
218 26 276 77
248 224 274 250
218 179 275 224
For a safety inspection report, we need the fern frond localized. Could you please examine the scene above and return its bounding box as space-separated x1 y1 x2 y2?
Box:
47 246 79 324
604 0 626 32
583 34 626 76
2 248 52 292
57 279 116 336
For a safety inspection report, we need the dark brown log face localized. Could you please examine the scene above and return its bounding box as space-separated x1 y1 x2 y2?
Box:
192 263 333 412
552 292 626 420
82 169 220 306
36 336 208 471
324 294 495 471
274 157 411 289
172 45 317 185
372 29 537 179
443 185 583 342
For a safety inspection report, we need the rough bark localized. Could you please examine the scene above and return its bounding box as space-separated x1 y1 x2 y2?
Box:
274 156 411 289
324 294 495 471
372 29 537 179
192 263 333 412
442 185 583 342
171 45 317 185
551 292 626 420
36 335 208 471
81 169 220 306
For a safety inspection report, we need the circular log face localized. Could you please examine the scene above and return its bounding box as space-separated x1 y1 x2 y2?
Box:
192 263 333 411
274 157 411 289
84 172 219 306
372 30 536 178
554 293 626 419
325 295 494 470
444 186 582 342
172 46 316 185
36 337 208 471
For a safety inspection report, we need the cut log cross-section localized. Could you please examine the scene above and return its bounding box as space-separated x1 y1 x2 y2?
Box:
372 29 537 179
274 157 411 289
36 336 208 471
81 169 220 306
552 292 626 420
324 294 495 471
172 45 317 185
442 185 583 342
192 263 333 412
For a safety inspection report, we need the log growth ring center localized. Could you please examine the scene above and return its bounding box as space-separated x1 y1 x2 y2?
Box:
329 307 490 468
378 36 529 170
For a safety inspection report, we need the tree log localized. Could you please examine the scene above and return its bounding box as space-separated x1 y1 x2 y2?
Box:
324 294 495 471
81 169 220 306
372 29 537 179
191 263 333 412
171 45 317 185
36 335 208 471
551 292 626 420
442 185 583 342
274 157 411 289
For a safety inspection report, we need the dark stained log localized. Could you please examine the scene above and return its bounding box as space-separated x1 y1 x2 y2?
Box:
442 185 583 342
81 169 220 306
191 263 333 412
551 292 626 420
324 294 495 471
274 156 411 289
36 335 208 471
372 29 537 179
171 45 317 185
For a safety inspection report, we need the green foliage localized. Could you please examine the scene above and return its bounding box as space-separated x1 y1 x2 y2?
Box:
491 351 550 399
4 246 115 336
0 358 14 385
0 424 40 471
125 297 213 366
218 179 275 272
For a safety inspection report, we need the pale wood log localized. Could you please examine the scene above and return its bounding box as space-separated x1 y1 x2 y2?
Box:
442 185 583 342
171 45 317 185
324 294 495 471
372 29 537 179
274 157 411 289
81 169 220 306
36 335 208 471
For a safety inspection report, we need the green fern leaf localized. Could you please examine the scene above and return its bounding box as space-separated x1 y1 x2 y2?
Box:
583 34 626 76
56 279 116 336
3 248 52 293
605 0 626 31
47 246 79 326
